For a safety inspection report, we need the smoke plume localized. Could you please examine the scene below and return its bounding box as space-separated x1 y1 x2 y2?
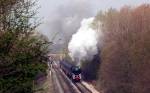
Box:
68 17 99 66
38 0 94 53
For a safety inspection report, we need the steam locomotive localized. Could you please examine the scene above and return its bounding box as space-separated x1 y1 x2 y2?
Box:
60 60 82 82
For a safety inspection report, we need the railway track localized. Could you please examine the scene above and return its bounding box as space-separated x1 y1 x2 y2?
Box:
55 67 77 93
75 82 92 93
52 62 93 93
51 68 64 93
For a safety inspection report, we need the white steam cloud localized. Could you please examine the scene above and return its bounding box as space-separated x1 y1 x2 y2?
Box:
68 17 99 66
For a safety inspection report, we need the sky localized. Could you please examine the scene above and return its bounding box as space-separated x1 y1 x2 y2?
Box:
37 0 150 52
38 0 150 21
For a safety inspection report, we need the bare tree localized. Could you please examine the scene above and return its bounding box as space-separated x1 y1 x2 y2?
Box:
94 4 150 93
